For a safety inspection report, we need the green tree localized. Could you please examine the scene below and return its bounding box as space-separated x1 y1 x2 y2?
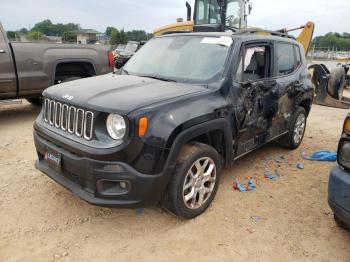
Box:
110 30 121 45
312 32 350 51
27 31 44 41
119 29 127 44
19 28 28 34
105 26 118 37
31 19 80 36
6 31 17 40
62 31 77 43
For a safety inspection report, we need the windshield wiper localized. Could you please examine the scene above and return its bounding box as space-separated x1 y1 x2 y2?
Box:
139 75 177 82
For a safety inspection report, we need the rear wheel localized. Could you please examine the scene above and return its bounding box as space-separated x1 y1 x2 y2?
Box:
278 107 307 149
162 142 221 219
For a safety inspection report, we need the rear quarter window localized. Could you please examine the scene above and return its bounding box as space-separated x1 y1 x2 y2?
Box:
275 43 295 76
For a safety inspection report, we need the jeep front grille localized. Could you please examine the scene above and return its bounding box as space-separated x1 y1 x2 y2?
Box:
43 98 94 140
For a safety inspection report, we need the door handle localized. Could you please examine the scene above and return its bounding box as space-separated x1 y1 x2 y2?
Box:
0 49 6 53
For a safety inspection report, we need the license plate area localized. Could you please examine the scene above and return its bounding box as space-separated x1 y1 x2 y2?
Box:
44 147 62 171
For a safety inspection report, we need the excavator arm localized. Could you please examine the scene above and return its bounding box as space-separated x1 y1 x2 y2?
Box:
277 21 315 55
297 22 315 55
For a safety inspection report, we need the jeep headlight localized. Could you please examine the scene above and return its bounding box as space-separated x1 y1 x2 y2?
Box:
106 114 126 141
338 139 350 171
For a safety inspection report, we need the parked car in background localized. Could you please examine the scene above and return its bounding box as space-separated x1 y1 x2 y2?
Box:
114 44 126 55
33 32 313 218
0 23 114 105
114 41 145 69
329 115 350 231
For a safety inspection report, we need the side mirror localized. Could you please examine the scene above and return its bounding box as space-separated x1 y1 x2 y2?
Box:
245 2 252 16
248 3 252 15
186 2 192 21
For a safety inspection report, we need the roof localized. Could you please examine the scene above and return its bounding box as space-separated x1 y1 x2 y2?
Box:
74 29 101 34
157 30 298 44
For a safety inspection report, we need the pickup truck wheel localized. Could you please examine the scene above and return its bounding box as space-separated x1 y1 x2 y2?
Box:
27 97 42 106
162 142 221 219
278 107 307 149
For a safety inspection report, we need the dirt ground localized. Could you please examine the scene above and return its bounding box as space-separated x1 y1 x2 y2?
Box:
0 101 350 262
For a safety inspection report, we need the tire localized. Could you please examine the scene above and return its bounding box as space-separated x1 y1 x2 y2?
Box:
27 97 43 106
162 142 221 219
278 107 307 149
334 214 350 231
328 70 345 100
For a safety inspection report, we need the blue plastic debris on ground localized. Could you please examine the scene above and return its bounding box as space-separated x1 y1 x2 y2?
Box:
264 169 280 180
135 208 143 215
234 179 256 192
296 163 305 169
302 151 337 162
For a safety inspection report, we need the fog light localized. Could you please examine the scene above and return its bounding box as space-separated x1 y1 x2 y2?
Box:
96 180 130 196
120 181 127 189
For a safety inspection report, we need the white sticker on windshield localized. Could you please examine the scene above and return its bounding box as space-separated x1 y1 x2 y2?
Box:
201 36 233 47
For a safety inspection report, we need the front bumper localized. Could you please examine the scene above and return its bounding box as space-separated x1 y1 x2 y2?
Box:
34 131 172 208
328 166 350 226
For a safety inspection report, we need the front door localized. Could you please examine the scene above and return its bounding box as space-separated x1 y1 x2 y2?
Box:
0 24 16 96
233 42 275 157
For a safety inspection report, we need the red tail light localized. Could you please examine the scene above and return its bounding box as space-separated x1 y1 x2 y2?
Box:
108 51 114 68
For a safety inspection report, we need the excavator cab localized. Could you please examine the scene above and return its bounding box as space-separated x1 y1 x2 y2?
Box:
193 0 250 32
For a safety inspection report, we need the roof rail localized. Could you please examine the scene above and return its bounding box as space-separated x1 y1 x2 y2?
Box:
235 28 296 40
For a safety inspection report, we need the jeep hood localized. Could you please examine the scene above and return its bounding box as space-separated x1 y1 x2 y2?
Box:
43 74 208 114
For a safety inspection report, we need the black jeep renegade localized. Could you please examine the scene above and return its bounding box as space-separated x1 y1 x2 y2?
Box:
34 32 313 218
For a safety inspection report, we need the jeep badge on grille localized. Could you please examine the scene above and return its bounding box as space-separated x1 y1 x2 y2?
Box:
62 94 74 101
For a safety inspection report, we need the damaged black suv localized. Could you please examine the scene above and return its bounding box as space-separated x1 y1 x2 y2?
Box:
34 32 313 218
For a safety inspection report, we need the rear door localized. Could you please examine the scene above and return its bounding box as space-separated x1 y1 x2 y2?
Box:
271 41 302 136
0 24 17 96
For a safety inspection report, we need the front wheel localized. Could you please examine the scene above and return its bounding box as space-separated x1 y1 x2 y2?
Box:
278 107 307 149
162 142 221 219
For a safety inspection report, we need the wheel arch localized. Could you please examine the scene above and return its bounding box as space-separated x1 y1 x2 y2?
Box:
299 98 312 116
51 59 97 84
164 118 234 172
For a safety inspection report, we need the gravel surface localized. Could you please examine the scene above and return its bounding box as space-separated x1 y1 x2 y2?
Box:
1 101 350 262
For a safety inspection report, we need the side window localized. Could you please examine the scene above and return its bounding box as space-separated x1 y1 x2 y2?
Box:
275 43 295 76
294 45 302 68
235 45 270 82
226 1 241 28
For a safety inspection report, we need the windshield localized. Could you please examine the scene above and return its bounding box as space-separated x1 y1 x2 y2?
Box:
124 35 232 83
124 43 139 54
195 0 242 28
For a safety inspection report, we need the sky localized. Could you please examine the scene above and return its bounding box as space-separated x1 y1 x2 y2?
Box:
1 0 349 36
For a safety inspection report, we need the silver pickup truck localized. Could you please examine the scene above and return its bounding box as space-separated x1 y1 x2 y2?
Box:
0 23 114 105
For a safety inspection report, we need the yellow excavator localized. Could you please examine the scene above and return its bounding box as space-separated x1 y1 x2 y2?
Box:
154 0 349 109
154 0 314 56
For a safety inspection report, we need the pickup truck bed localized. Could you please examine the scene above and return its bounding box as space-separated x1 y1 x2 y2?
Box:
0 23 113 102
